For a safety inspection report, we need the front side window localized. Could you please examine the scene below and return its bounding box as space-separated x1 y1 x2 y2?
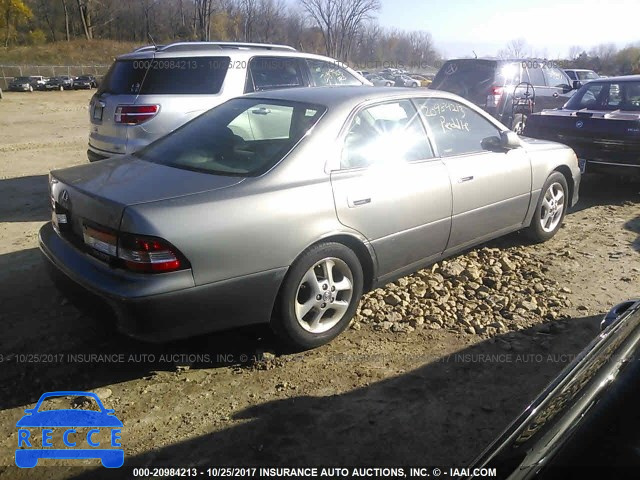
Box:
246 57 305 92
307 59 361 86
341 100 433 169
135 98 325 176
417 98 500 157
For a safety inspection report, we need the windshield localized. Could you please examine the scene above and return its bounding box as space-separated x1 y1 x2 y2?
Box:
135 98 326 176
564 81 640 111
98 56 229 95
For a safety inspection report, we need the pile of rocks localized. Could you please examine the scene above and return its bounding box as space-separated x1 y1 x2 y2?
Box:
352 246 572 337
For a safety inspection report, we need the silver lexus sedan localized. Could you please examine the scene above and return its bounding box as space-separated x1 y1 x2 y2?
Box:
40 87 580 350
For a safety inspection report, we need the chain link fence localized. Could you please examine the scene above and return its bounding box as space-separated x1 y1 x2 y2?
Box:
0 65 111 89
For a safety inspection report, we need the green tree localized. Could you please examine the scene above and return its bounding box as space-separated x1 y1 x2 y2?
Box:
1 0 32 46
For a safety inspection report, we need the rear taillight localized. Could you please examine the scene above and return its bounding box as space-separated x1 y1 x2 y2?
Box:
486 86 504 107
114 105 159 125
117 234 188 273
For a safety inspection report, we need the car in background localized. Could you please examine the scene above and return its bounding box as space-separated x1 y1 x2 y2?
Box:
87 41 371 162
463 298 640 479
392 74 420 88
523 75 640 177
365 73 393 87
41 77 66 91
73 75 97 89
9 76 45 92
429 58 576 133
564 68 600 88
410 74 432 87
55 75 75 90
41 87 579 350
8 76 34 92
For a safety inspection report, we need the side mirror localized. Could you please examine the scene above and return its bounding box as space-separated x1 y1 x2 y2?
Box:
600 299 638 330
572 80 581 90
481 135 502 151
501 130 521 149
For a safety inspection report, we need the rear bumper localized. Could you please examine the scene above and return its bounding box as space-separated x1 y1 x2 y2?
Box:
39 222 287 342
86 148 112 162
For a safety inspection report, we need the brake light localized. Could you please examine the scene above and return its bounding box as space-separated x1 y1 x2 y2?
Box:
114 105 159 125
118 234 188 273
486 86 504 107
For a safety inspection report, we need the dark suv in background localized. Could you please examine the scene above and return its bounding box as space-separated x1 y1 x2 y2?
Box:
429 58 576 132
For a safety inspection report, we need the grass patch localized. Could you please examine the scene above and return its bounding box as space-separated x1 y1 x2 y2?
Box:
0 39 140 65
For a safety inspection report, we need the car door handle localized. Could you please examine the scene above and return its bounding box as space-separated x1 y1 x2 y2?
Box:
552 92 559 98
348 197 371 207
458 176 474 183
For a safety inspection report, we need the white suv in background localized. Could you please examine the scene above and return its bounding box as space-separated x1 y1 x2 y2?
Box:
88 42 371 161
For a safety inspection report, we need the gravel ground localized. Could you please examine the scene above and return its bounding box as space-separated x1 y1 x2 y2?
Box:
0 90 638 479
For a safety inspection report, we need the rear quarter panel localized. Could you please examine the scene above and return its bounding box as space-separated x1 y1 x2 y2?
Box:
119 129 365 287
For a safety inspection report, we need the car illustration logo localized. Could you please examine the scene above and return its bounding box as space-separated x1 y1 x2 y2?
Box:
15 391 123 468
575 121 584 128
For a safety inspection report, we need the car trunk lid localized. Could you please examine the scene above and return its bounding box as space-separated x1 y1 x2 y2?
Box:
49 157 244 261
525 109 640 163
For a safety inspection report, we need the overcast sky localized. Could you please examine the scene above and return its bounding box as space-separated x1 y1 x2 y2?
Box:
373 0 640 58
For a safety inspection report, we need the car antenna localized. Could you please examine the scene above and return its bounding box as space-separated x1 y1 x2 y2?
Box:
148 33 159 51
472 50 478 59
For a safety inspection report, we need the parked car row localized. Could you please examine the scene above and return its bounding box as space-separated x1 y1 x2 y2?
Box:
7 75 98 92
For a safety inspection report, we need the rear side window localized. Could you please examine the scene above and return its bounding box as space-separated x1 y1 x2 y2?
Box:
97 57 230 95
306 59 361 86
136 98 326 176
565 82 640 111
246 57 305 92
544 67 569 87
525 67 546 86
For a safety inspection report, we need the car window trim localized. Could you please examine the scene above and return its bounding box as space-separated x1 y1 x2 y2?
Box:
333 98 437 172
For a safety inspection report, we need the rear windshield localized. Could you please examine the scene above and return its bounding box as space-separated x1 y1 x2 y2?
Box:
429 60 519 101
565 81 640 111
134 98 326 176
430 60 498 91
97 56 230 95
577 71 599 81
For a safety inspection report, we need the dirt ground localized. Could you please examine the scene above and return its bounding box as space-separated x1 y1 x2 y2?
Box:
0 91 638 479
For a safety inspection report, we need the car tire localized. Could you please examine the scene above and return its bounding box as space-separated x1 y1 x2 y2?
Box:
272 242 364 350
512 113 527 134
525 172 568 243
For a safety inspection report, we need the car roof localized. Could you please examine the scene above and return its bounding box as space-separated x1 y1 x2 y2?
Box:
242 85 462 109
118 42 337 63
565 68 596 72
587 74 640 82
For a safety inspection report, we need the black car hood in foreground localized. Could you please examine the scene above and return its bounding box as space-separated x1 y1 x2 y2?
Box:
464 300 640 479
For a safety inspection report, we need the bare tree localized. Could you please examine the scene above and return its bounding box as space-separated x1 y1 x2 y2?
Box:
61 0 71 41
194 0 215 40
301 0 381 60
498 38 529 59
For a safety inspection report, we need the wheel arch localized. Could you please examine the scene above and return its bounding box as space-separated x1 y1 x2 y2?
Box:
552 165 574 205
